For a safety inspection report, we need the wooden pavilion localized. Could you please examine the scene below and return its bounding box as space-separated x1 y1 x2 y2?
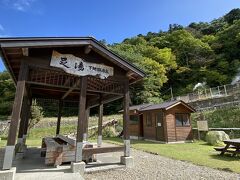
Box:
0 37 145 171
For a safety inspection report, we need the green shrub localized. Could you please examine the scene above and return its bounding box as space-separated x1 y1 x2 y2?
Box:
29 100 43 130
115 124 123 134
0 101 12 116
192 106 240 128
102 126 117 138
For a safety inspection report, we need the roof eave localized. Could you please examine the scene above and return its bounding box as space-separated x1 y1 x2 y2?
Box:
0 37 146 82
139 100 196 112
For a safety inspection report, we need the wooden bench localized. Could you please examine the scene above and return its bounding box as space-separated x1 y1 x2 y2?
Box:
214 145 236 151
83 146 124 157
214 139 240 156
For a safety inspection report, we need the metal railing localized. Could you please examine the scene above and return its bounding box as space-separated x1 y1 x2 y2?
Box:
175 83 240 103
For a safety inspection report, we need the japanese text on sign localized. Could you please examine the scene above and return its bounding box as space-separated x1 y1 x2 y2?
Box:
50 51 114 79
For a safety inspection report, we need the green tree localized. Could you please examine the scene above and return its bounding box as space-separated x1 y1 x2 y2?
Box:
0 71 15 116
224 8 240 24
110 37 176 103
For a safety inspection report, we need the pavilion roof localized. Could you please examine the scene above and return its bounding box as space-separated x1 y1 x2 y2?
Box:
0 37 146 84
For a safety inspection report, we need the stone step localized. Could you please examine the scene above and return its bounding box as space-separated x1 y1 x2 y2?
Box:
85 162 125 173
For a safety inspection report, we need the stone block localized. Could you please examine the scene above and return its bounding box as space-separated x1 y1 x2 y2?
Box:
0 167 16 180
3 146 15 170
121 156 134 168
71 161 85 175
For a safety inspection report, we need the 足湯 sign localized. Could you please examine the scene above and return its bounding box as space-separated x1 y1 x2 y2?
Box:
50 51 114 79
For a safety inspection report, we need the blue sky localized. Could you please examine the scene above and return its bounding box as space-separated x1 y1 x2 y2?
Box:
0 0 239 71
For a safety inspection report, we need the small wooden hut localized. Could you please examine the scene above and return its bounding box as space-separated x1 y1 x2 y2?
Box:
128 100 196 142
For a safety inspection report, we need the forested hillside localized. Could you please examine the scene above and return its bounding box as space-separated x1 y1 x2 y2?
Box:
110 8 240 104
0 8 240 116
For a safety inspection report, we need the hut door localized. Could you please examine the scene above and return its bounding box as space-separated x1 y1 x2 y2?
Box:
139 114 144 137
156 111 164 141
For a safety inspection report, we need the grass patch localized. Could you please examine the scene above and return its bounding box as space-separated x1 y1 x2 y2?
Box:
28 125 77 138
0 137 42 147
0 115 9 121
37 114 123 128
105 137 240 173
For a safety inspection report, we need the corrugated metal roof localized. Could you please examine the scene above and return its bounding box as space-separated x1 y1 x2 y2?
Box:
129 103 153 111
119 103 152 112
139 100 195 112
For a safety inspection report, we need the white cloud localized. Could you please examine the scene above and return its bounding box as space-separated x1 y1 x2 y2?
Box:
0 24 10 37
2 0 36 12
0 24 4 32
0 34 9 37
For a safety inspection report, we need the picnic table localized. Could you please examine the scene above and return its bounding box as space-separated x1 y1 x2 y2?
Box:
214 139 240 156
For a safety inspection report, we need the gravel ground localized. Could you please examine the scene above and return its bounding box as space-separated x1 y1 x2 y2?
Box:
84 149 239 180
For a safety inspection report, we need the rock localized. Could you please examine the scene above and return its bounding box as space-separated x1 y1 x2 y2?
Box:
206 131 230 145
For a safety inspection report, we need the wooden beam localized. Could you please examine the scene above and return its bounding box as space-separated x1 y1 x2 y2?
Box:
0 39 89 48
61 79 80 100
97 95 103 147
16 86 31 150
23 95 32 144
83 146 124 156
87 89 123 96
17 94 28 143
84 45 92 54
83 107 90 141
26 81 71 90
63 77 71 87
56 100 63 135
123 79 130 157
27 80 123 96
7 62 28 145
127 71 136 80
75 76 87 162
3 62 28 170
123 80 130 140
22 48 29 56
88 94 123 108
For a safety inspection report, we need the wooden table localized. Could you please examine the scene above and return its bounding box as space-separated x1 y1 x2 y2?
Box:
214 139 240 156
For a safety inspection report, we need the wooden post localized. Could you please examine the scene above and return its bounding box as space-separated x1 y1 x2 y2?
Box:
224 85 227 96
75 76 87 162
3 62 28 170
123 80 130 157
23 96 32 145
17 95 28 145
97 95 103 147
197 90 200 100
210 88 213 98
83 107 90 141
56 100 63 135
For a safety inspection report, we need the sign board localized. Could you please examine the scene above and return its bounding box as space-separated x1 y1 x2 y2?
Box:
50 51 114 79
197 120 208 131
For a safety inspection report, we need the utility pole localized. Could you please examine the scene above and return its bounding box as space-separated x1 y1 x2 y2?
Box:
170 86 173 100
